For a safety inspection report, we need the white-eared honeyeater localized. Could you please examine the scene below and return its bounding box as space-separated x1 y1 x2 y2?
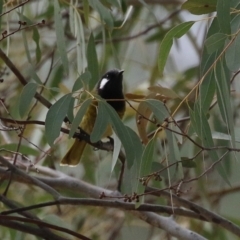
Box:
61 69 125 166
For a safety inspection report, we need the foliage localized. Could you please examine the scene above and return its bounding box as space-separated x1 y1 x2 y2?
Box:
1 0 240 239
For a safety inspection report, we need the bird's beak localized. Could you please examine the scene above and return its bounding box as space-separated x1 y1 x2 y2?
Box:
119 70 124 75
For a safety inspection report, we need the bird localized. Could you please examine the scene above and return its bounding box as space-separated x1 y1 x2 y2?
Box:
61 69 125 166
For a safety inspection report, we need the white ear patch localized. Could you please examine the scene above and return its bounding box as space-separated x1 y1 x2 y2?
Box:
99 78 109 89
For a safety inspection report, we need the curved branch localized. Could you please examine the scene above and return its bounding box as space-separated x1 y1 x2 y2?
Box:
0 156 60 199
0 166 206 239
146 187 240 238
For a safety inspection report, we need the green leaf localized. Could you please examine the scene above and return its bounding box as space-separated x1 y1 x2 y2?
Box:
0 1 3 29
212 131 240 143
19 14 42 62
199 18 220 113
181 158 197 168
205 33 228 54
145 99 169 123
69 98 92 139
83 0 89 26
136 137 156 202
217 0 231 34
101 101 143 168
54 0 69 74
166 123 183 179
32 26 42 63
106 0 121 8
215 60 235 147
90 101 109 143
88 0 113 29
182 0 217 15
148 85 179 99
87 33 99 90
72 71 91 92
111 132 122 171
50 65 64 97
1 144 38 156
19 82 38 118
225 14 240 71
127 127 144 192
21 24 42 84
45 94 72 146
158 21 195 76
67 96 75 122
189 103 231 185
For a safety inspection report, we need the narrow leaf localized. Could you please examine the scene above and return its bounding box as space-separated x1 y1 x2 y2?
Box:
148 85 179 99
190 103 231 184
101 101 143 168
136 100 152 145
215 60 235 147
181 158 196 168
88 0 113 29
83 0 89 26
72 71 91 92
19 82 38 118
87 33 99 90
158 21 195 76
217 0 231 34
182 0 217 15
54 0 69 74
90 101 109 143
45 94 72 146
111 132 122 171
136 137 156 202
205 33 228 54
145 99 170 123
67 96 75 122
20 14 42 62
166 124 183 179
199 18 219 113
212 131 240 143
225 14 240 71
0 1 3 29
69 98 92 139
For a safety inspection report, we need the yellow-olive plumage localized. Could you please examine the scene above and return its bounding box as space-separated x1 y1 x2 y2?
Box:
61 69 125 166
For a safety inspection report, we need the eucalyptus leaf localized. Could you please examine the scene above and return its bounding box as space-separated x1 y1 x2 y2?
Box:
45 94 72 146
136 137 156 204
87 33 99 90
19 82 38 118
101 101 143 168
145 99 170 123
90 101 109 143
69 98 92 139
158 21 195 76
182 0 217 15
190 103 231 185
217 0 231 34
54 0 69 74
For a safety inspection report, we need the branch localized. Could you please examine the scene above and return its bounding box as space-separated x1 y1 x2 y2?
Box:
0 164 207 239
0 156 60 199
133 212 206 240
146 187 240 238
0 215 90 240
0 0 30 18
0 195 71 240
1 195 203 221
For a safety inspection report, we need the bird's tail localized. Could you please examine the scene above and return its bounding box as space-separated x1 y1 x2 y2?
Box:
60 139 87 166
